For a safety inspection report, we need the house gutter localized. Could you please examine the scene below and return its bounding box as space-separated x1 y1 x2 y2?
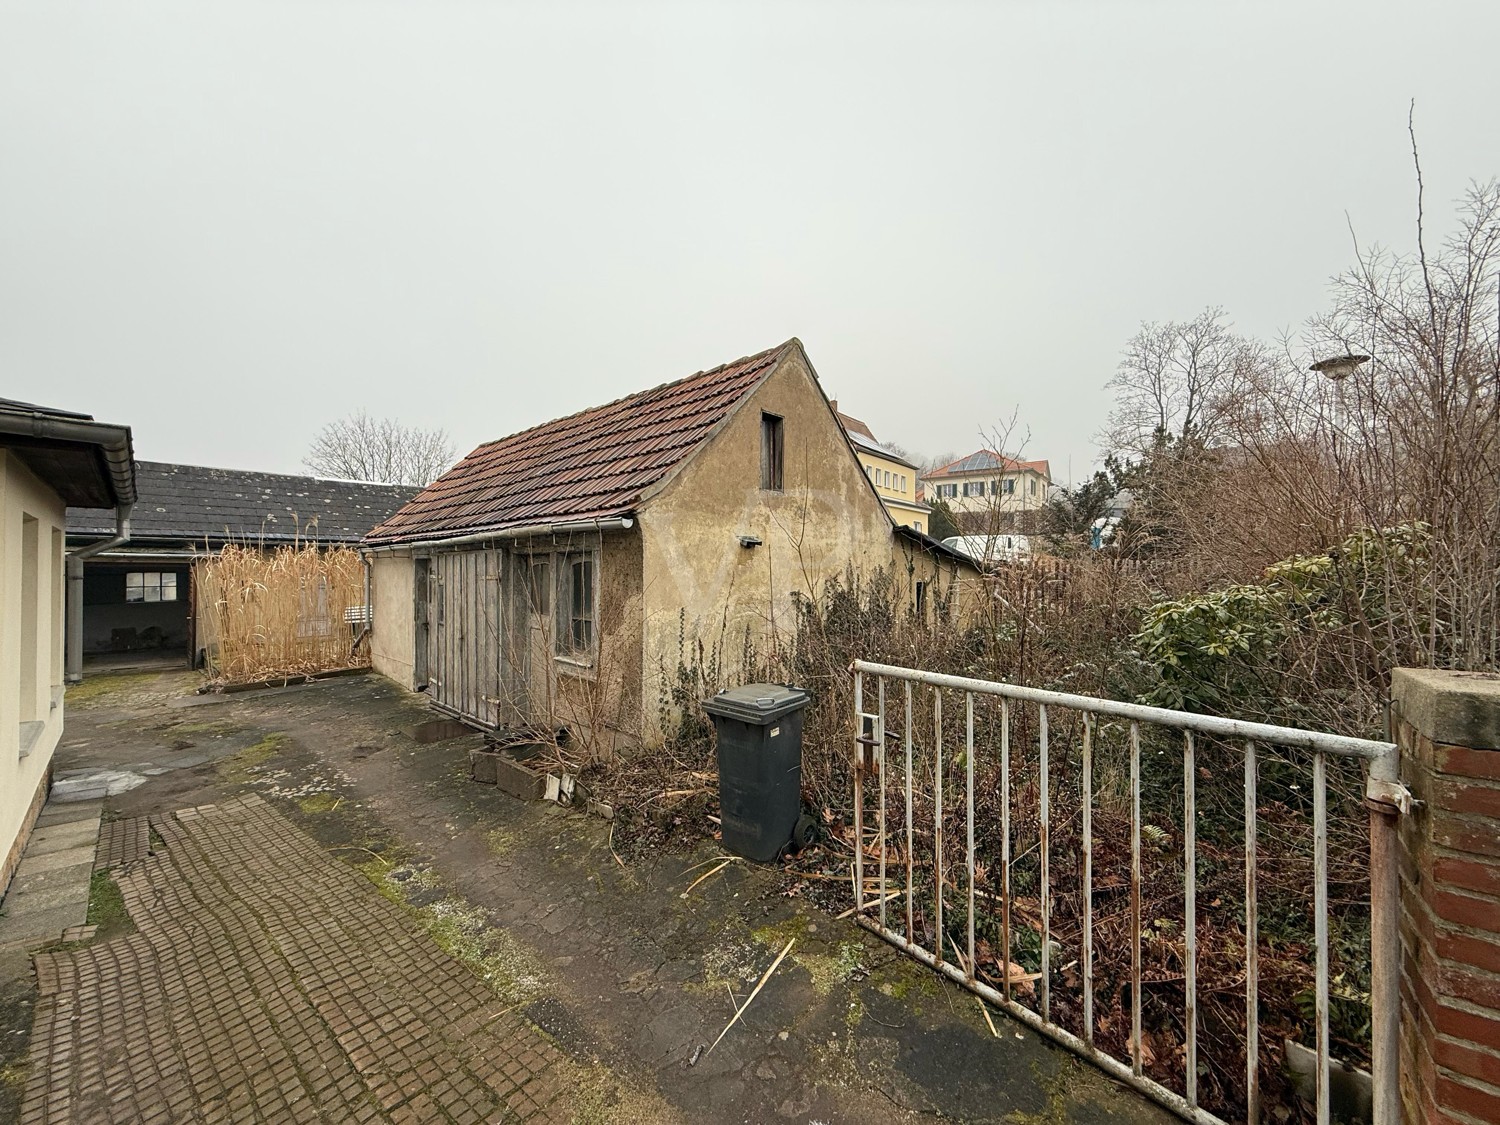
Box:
0 406 137 685
362 516 635 555
0 409 137 507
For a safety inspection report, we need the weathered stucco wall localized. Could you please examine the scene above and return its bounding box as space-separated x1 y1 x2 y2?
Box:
368 531 645 757
1 452 68 894
892 535 977 623
637 348 972 739
370 552 417 690
535 528 644 754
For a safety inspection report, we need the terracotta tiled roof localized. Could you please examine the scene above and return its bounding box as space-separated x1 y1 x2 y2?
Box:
924 449 1051 480
366 341 795 545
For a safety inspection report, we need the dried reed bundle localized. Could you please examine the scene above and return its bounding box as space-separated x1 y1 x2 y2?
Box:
195 544 368 683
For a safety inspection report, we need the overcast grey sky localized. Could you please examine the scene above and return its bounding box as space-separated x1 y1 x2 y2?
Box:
4 1 1498 484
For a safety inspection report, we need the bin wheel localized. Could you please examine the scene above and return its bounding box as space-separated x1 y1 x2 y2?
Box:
791 812 819 852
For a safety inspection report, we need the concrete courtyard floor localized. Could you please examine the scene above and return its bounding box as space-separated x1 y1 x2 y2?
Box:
2 667 1179 1124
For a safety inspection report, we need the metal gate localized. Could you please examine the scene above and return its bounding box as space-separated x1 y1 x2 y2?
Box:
848 661 1407 1125
426 548 504 727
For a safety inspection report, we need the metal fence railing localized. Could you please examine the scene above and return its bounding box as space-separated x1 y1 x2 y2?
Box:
849 661 1408 1125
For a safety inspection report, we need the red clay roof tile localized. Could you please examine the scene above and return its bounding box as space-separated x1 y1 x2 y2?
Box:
365 341 795 545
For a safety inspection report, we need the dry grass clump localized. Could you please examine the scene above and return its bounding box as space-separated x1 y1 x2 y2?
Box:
195 544 368 683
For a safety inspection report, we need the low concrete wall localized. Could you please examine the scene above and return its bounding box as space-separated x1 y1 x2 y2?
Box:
1393 668 1500 1125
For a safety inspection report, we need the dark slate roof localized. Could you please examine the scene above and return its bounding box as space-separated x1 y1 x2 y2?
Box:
67 461 417 544
367 340 796 546
925 449 1051 480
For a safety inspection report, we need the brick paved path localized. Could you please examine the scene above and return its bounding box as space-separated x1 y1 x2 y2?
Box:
93 815 153 870
22 796 573 1124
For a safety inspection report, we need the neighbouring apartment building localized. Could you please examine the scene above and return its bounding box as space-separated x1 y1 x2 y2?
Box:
923 449 1051 532
830 402 930 534
1 397 136 895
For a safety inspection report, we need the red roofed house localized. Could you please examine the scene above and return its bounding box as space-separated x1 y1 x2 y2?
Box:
363 339 979 752
922 449 1052 534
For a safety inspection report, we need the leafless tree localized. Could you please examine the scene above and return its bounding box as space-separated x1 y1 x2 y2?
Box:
917 450 961 474
1102 307 1270 456
1287 163 1498 675
303 410 456 486
1145 123 1500 685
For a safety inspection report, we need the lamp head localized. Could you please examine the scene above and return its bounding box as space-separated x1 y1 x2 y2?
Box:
1310 354 1370 382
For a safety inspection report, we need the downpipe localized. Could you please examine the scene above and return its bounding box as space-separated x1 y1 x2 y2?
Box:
66 503 133 682
351 553 373 654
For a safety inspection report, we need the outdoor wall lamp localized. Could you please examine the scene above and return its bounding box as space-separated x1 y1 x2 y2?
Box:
1310 353 1370 381
738 535 763 548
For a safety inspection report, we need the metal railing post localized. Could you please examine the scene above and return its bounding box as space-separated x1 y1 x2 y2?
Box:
853 670 863 911
1366 742 1404 1125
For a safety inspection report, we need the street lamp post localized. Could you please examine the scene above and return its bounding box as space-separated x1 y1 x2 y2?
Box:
1310 349 1400 1125
1311 353 1370 450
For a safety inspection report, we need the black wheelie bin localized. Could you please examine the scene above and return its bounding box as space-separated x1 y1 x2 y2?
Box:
702 683 810 862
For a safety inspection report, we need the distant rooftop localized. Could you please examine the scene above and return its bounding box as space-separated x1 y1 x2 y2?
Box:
925 449 1051 480
830 402 919 470
68 461 417 544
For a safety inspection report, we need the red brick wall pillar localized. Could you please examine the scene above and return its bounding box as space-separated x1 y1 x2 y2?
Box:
1392 669 1500 1125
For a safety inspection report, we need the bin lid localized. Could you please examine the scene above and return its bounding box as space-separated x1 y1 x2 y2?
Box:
702 683 809 725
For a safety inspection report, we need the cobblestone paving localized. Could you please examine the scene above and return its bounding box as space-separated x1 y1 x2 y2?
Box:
92 815 153 871
22 795 573 1124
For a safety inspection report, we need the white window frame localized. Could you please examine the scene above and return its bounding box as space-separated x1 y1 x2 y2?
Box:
125 571 179 603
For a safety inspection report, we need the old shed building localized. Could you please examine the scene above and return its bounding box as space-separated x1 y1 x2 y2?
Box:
67 463 415 668
364 339 978 751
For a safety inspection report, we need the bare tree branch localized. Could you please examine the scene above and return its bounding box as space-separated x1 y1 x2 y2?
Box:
303 410 456 486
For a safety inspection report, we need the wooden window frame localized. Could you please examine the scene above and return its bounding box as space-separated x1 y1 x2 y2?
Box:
527 556 551 615
761 412 784 492
554 550 598 667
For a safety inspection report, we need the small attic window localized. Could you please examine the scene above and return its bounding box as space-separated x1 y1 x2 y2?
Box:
761 412 784 491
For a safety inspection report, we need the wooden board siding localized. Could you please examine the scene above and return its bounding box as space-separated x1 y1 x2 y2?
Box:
427 547 503 728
